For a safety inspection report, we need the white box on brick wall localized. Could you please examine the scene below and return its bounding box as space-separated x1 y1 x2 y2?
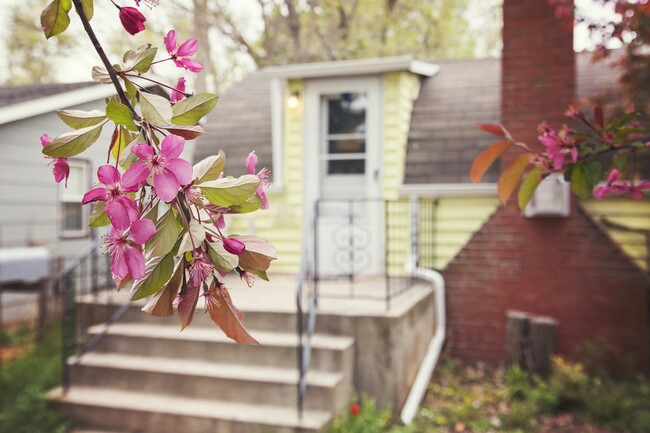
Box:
524 173 571 218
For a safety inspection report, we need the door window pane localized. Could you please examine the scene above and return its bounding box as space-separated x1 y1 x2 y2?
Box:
328 159 365 174
328 93 367 134
328 139 365 154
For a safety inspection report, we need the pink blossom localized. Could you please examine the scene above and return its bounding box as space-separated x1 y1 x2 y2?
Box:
564 105 579 118
164 30 203 72
593 169 650 200
188 249 214 288
82 165 139 230
170 77 186 103
121 134 193 202
105 218 156 281
245 151 270 210
538 127 577 170
119 7 146 35
223 237 245 255
41 133 70 187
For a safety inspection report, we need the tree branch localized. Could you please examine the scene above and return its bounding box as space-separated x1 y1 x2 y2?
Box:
71 0 139 121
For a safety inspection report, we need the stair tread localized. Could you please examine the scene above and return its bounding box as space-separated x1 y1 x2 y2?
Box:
52 386 331 429
77 352 343 387
89 322 354 350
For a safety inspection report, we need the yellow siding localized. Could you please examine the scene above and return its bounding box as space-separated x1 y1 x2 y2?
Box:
582 198 650 270
228 79 304 274
382 72 421 200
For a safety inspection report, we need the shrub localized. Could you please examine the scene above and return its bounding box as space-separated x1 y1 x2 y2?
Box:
327 395 390 433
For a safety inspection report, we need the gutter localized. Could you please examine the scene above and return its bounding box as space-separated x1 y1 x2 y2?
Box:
400 209 447 424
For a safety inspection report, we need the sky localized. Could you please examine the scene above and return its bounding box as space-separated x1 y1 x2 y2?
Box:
0 0 619 85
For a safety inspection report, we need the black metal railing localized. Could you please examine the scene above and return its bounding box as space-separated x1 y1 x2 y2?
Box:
312 197 436 309
56 236 128 391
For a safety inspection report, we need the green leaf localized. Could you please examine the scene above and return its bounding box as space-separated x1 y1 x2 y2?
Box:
178 219 206 255
80 0 93 20
41 0 71 39
57 109 106 129
119 132 145 167
130 254 174 301
124 79 138 106
171 93 219 126
88 202 111 228
141 260 183 317
518 168 542 210
193 152 225 183
140 92 172 127
110 126 136 161
106 98 135 127
42 121 106 158
123 44 158 74
207 242 238 273
229 194 263 214
199 175 260 207
571 161 602 199
146 209 181 258
162 124 206 140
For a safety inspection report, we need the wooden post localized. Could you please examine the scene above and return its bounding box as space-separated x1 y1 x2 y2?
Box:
506 310 531 368
530 316 558 377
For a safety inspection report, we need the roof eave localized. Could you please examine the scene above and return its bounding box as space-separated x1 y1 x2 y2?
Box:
263 56 439 79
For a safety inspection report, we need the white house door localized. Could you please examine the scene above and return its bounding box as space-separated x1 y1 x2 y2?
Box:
304 77 383 277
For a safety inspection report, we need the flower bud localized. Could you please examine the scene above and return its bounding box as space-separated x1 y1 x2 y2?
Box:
223 237 245 255
119 7 146 35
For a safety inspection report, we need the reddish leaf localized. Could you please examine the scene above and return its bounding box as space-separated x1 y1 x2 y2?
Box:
141 261 183 317
177 283 200 331
594 105 604 128
498 154 530 204
470 139 511 183
477 123 506 137
162 124 206 140
235 235 277 273
208 284 259 345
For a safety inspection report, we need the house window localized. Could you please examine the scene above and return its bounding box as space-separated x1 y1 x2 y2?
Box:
60 160 90 238
322 93 367 175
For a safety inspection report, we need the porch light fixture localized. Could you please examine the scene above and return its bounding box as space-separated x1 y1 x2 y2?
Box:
287 92 300 109
524 173 571 218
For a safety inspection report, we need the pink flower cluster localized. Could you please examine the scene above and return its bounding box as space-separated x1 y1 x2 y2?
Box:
538 126 578 170
593 169 650 200
40 134 70 187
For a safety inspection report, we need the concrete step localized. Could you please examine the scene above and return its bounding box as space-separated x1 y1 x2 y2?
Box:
88 323 354 374
52 386 331 433
71 353 346 412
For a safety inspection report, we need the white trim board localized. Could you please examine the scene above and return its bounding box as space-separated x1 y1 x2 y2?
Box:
399 183 498 198
264 56 439 79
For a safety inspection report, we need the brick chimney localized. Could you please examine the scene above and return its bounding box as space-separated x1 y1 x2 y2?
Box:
502 0 575 157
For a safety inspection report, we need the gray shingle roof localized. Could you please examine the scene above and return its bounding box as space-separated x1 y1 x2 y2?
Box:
0 82 97 108
195 51 626 184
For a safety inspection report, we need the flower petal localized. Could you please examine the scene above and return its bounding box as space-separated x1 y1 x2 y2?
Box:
245 151 257 174
97 164 121 186
223 237 245 255
111 253 129 280
153 170 181 202
164 30 177 55
121 161 150 190
132 143 154 160
53 158 70 186
106 200 133 231
179 58 203 73
176 37 198 57
124 247 146 279
129 218 157 245
170 77 186 104
167 158 193 186
160 135 185 159
40 133 52 147
82 187 108 204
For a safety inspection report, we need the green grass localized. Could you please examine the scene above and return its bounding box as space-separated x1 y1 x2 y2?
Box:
0 325 71 433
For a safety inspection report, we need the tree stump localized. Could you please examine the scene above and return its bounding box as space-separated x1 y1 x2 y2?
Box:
530 316 558 377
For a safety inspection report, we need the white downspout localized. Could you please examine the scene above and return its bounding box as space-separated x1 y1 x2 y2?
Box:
400 198 447 425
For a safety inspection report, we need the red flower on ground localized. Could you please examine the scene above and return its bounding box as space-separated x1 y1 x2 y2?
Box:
349 402 361 416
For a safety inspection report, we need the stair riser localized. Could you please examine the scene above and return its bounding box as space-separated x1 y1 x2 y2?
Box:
59 403 322 433
71 364 341 412
92 334 349 374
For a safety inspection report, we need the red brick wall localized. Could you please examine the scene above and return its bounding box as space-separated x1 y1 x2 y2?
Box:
443 0 650 372
443 201 649 371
